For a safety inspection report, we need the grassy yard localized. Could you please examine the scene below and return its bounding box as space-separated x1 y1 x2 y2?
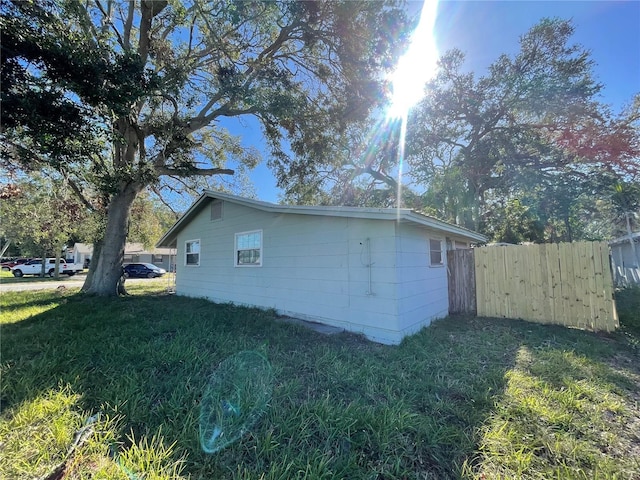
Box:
1 283 638 479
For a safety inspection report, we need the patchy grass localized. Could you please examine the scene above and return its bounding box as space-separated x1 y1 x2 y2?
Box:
616 285 640 342
1 286 638 479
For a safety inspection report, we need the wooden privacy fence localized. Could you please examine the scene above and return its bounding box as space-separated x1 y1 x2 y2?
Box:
448 242 619 331
447 249 476 315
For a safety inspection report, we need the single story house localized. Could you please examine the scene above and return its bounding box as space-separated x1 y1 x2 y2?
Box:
610 231 640 286
156 191 486 345
69 243 176 272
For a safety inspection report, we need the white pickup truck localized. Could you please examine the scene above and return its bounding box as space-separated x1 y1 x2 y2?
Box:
11 258 84 277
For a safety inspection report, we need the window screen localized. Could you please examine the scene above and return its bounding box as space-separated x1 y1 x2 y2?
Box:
429 239 443 266
185 239 200 266
235 231 262 266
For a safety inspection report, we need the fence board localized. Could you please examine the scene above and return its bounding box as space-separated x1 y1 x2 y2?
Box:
447 249 476 314
475 248 487 317
599 242 619 330
473 242 618 331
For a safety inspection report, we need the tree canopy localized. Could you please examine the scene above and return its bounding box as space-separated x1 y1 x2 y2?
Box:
1 0 410 295
279 18 639 242
406 19 639 238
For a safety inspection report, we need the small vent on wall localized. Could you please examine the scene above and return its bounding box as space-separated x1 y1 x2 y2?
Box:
211 200 223 221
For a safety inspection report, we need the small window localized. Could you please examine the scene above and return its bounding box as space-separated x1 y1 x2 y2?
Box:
429 239 443 266
123 254 134 263
185 239 200 266
152 254 164 263
235 230 262 267
211 200 223 221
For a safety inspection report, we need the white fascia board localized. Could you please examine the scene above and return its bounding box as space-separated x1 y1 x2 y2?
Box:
402 212 487 242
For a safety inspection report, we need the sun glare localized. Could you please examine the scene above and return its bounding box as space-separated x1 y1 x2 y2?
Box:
388 0 440 119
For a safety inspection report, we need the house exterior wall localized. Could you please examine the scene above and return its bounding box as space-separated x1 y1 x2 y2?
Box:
124 252 173 272
71 243 174 271
395 223 449 340
612 241 640 268
611 240 640 286
70 245 91 266
174 200 403 343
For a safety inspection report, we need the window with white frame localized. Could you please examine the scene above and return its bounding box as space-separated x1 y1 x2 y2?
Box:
429 238 443 266
185 239 200 266
235 230 262 266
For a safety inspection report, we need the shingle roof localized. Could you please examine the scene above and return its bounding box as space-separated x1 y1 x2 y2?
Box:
157 190 487 248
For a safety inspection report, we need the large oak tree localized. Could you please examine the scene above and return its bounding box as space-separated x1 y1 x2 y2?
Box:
406 19 639 235
279 18 639 243
1 0 409 295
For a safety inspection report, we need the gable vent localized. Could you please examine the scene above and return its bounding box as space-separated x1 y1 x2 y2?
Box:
211 200 223 221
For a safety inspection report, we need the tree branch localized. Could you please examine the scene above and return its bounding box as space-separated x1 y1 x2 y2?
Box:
149 185 181 215
154 166 234 177
138 1 168 64
63 175 96 213
123 0 135 50
95 0 126 49
352 165 398 189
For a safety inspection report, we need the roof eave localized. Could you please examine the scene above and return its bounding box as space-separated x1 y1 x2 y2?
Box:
156 190 487 246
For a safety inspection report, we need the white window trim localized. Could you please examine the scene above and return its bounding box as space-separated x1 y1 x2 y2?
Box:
234 229 263 267
185 239 200 267
429 238 444 267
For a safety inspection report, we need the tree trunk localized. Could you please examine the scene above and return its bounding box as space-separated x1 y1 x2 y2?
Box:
564 215 573 242
82 183 142 296
54 250 61 279
0 240 10 257
41 248 47 277
81 240 102 293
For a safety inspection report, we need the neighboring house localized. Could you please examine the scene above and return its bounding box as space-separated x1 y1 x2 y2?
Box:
68 243 93 267
69 243 176 272
610 231 640 286
156 191 486 345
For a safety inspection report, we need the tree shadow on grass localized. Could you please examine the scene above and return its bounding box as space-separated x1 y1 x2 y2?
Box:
463 315 640 479
3 292 637 479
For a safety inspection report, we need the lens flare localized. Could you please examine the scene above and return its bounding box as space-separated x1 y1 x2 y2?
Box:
388 0 440 119
199 351 274 454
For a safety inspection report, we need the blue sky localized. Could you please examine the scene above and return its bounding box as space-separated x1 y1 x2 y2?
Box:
226 0 640 203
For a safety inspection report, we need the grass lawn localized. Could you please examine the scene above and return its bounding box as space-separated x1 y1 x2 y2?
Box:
1 283 638 479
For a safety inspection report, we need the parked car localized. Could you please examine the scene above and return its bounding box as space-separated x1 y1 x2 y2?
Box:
123 263 166 278
1 258 30 271
10 258 84 277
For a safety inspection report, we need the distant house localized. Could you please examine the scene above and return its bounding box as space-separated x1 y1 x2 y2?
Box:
68 243 93 267
156 191 486 345
610 231 640 286
69 243 176 272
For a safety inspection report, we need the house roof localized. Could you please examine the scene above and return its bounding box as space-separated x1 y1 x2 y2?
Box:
72 242 175 256
609 231 640 246
156 190 487 248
